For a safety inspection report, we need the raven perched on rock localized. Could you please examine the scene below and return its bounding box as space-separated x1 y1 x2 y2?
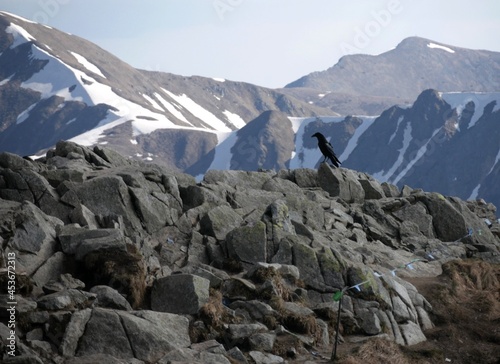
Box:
312 132 341 168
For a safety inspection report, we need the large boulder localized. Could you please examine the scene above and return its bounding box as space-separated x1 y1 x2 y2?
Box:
318 164 365 203
151 274 210 315
70 175 143 234
4 201 63 278
419 193 467 242
200 205 243 240
225 222 268 264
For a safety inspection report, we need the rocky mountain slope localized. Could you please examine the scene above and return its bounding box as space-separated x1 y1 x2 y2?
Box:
0 142 499 363
0 11 330 157
283 37 500 114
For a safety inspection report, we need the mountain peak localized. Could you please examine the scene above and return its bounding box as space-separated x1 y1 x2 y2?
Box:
284 37 500 101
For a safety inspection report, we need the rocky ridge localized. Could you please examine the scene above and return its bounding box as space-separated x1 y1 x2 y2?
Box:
0 141 499 363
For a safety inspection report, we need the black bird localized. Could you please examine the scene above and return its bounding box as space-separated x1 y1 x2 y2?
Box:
312 132 341 168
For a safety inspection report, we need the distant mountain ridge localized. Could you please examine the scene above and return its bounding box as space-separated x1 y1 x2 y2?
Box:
282 37 500 114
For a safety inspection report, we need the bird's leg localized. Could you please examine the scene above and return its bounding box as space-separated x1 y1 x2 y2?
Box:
322 156 327 163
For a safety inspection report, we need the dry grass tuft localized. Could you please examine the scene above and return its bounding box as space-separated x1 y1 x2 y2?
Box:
199 288 227 329
83 244 146 308
341 338 412 364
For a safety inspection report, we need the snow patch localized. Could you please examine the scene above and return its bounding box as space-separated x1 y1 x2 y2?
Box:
373 122 412 182
195 131 238 181
16 103 37 124
130 139 138 145
427 42 455 53
142 94 164 112
213 78 226 82
0 75 13 86
70 52 106 78
162 89 231 132
388 116 404 143
1 11 36 24
486 148 500 176
441 92 500 129
339 116 377 161
223 110 246 129
468 184 480 200
155 91 193 126
5 23 36 48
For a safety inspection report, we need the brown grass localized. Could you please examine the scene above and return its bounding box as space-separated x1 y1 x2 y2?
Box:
83 244 146 308
340 338 412 364
405 259 500 364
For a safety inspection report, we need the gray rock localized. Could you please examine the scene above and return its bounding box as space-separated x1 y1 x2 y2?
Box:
157 347 231 364
415 306 434 331
58 226 124 256
420 193 467 241
25 328 43 342
71 175 143 234
117 310 191 362
36 289 96 311
190 339 227 355
282 302 314 317
43 273 85 294
291 242 326 291
399 321 427 345
222 277 257 301
90 285 132 310
292 168 319 188
357 309 381 335
359 179 385 199
32 251 67 288
387 310 405 345
262 200 296 253
249 332 276 352
181 184 228 210
318 164 365 203
262 177 303 195
249 351 284 364
229 300 276 321
129 187 178 233
93 145 134 167
62 354 138 364
381 182 400 197
225 222 267 264
227 346 249 364
0 152 34 170
228 323 268 340
200 205 243 240
5 202 62 276
60 308 92 357
77 308 134 359
3 355 45 364
151 274 210 314
393 202 434 238
203 170 274 190
69 204 99 229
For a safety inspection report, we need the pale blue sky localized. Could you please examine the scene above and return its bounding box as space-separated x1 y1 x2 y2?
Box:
2 0 499 88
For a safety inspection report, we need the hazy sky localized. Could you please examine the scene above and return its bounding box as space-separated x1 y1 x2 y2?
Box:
2 0 499 88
